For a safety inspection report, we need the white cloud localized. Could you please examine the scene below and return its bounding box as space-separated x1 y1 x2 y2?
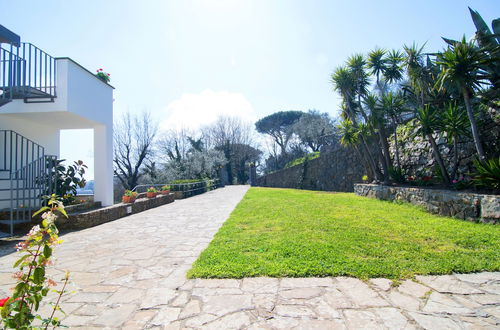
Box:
160 89 256 131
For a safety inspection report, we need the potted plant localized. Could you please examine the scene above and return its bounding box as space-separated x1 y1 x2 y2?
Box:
160 185 171 195
95 68 111 83
122 190 138 203
146 187 158 198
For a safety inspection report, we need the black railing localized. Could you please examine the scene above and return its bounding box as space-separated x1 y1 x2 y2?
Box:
132 179 222 198
0 42 56 105
0 130 57 236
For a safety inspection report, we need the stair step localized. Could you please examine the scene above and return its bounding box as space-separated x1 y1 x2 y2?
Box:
0 231 10 239
0 219 32 226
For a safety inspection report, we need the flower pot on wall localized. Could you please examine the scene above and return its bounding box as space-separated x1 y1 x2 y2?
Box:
146 192 157 198
122 196 136 203
160 190 170 195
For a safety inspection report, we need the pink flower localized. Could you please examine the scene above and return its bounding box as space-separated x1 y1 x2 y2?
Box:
47 278 57 287
12 271 23 280
15 241 28 251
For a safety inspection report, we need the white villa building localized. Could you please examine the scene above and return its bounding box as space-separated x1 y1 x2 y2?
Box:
0 25 113 236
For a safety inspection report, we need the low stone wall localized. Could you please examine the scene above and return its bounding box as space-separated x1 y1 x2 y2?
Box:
354 184 499 223
57 193 175 230
256 145 364 192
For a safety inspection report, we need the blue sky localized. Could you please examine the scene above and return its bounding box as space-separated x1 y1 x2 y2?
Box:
2 0 498 179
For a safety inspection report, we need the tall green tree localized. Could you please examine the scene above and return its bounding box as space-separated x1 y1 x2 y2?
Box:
255 111 303 156
436 37 489 161
331 67 383 181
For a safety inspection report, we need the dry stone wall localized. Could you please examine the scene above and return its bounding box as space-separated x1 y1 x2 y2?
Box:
256 146 365 192
354 183 499 223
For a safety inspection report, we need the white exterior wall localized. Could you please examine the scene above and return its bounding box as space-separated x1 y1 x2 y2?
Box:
0 58 114 206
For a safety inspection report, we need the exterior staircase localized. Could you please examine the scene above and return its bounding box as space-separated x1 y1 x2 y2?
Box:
0 130 57 237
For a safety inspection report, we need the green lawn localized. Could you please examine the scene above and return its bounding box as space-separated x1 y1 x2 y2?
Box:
188 188 500 279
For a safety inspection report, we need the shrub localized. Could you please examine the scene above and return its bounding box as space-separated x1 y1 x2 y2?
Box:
160 185 171 191
472 157 500 189
146 187 157 193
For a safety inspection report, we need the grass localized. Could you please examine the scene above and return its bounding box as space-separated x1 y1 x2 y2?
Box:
188 188 500 279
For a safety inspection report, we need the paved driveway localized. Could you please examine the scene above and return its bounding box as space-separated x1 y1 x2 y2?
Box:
0 185 498 329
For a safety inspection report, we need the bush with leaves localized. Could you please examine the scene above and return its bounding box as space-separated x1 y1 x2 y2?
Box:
0 196 70 329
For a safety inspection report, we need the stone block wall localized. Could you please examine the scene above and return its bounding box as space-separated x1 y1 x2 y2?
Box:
58 193 175 230
256 145 365 192
354 184 499 223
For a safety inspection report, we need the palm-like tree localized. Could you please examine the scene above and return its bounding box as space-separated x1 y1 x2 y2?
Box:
415 105 451 185
332 67 382 181
338 119 371 180
364 94 392 176
384 50 404 85
367 48 387 90
403 43 429 107
440 102 470 179
436 37 488 161
380 92 406 170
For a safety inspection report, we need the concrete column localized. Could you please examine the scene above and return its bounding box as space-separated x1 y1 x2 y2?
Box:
93 124 113 206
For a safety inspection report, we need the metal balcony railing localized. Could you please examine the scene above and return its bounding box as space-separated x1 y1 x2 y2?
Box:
0 42 56 106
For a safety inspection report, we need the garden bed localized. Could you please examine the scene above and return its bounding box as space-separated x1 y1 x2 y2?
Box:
354 184 499 223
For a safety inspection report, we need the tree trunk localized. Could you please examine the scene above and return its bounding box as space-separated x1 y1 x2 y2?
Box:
451 136 459 181
392 118 401 170
356 95 386 181
427 133 451 185
377 124 393 176
463 89 486 162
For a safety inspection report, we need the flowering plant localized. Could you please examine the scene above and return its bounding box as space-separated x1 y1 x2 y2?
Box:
0 195 70 329
95 68 110 83
160 185 170 191
124 190 138 197
146 187 157 193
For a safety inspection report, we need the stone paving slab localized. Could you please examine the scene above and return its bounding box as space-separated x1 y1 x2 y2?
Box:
0 185 499 329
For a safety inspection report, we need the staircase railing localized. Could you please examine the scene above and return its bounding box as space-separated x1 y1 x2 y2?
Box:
7 155 57 235
0 130 57 236
0 130 45 173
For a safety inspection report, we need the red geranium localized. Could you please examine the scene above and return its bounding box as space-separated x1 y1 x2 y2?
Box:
0 297 10 307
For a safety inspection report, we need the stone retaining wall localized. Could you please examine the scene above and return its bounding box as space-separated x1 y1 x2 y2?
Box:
57 193 175 230
256 145 364 192
354 184 499 223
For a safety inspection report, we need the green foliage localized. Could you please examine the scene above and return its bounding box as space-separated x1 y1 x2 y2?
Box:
95 68 110 83
389 167 406 183
1 196 70 329
170 179 206 184
146 186 157 193
472 157 500 189
338 119 359 147
188 188 500 279
123 190 138 197
160 185 171 191
284 152 320 168
47 159 87 204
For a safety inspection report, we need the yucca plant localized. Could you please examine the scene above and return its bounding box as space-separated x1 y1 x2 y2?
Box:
415 105 451 185
472 157 500 189
436 37 489 162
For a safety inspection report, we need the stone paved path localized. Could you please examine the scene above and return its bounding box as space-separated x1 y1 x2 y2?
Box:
0 185 499 329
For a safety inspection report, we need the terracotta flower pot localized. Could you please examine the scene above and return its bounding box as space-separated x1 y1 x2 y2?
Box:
122 195 136 203
146 192 157 198
160 190 170 195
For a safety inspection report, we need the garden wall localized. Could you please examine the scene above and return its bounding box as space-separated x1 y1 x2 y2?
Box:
256 145 364 192
57 193 175 230
354 183 499 223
